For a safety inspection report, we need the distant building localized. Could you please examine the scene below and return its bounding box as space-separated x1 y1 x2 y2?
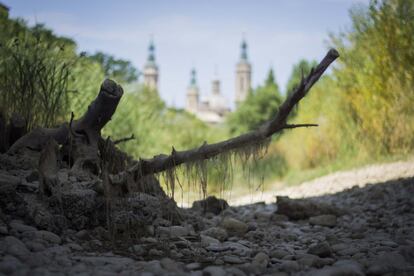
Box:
142 37 252 123
235 39 252 107
185 69 230 124
143 39 159 91
184 38 253 124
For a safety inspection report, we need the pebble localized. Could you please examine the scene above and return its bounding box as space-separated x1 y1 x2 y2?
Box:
223 255 244 264
271 249 291 259
280 260 300 272
220 217 248 236
309 215 337 227
9 221 37 233
157 225 189 238
201 227 228 242
0 255 25 274
200 234 220 246
203 266 226 276
252 252 269 267
1 156 414 275
4 236 30 259
308 241 332 257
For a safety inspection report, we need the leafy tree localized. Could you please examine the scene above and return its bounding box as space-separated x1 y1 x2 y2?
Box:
227 69 283 134
87 52 138 84
286 59 318 94
278 0 414 172
332 0 414 156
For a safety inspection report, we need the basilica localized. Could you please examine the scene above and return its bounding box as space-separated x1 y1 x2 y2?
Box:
142 39 252 124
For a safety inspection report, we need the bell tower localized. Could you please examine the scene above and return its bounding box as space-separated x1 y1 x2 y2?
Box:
235 39 251 107
186 68 199 114
143 39 159 91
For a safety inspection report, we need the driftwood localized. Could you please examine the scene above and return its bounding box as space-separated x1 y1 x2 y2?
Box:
8 49 339 190
8 80 124 174
114 49 339 179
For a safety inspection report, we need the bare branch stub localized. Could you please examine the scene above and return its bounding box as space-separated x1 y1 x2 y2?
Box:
124 49 339 177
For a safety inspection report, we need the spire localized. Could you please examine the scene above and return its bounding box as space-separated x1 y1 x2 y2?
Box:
147 37 155 62
240 39 248 61
190 68 197 86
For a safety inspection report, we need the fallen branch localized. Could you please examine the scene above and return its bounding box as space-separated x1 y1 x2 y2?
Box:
121 49 339 177
8 79 123 154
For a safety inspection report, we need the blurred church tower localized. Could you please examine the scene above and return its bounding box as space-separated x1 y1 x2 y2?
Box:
235 39 251 107
186 68 199 114
143 39 159 91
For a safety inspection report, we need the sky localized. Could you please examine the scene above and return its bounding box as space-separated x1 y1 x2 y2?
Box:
6 0 368 109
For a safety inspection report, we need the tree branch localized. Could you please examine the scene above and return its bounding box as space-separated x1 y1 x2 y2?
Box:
119 49 339 177
283 123 318 129
114 134 135 145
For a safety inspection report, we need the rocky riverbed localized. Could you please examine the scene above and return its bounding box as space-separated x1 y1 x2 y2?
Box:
1 155 414 275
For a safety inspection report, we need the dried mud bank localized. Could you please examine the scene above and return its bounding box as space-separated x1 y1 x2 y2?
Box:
0 152 414 275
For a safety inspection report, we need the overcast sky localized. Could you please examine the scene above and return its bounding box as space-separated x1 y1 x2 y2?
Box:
6 0 368 109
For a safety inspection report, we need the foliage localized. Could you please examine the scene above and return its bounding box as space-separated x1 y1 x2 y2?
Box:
87 52 138 84
227 69 283 135
0 19 78 129
332 0 414 156
277 0 414 173
285 59 318 95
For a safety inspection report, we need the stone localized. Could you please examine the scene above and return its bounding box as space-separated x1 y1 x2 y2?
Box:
4 236 30 259
309 215 337 227
367 252 409 275
0 225 8 234
0 255 25 275
9 221 37 233
222 241 252 256
308 241 332 257
220 217 248 236
192 196 229 215
186 262 201 270
271 249 291 259
149 248 164 257
66 242 83 251
129 245 145 255
276 196 339 220
157 225 189 238
297 254 325 268
160 257 181 272
25 240 46 252
223 255 244 264
201 227 228 242
280 260 300 272
203 266 226 276
252 252 269 267
200 234 220 246
225 267 247 276
23 230 61 244
309 260 364 276
75 229 90 240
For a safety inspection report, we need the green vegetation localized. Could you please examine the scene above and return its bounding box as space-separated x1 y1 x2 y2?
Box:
1 0 413 198
277 0 414 182
228 69 283 135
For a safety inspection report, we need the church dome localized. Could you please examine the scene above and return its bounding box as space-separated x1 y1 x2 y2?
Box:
207 93 229 113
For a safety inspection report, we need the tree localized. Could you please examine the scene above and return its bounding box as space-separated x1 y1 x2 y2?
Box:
87 52 138 84
286 59 318 95
332 0 414 155
227 69 283 134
